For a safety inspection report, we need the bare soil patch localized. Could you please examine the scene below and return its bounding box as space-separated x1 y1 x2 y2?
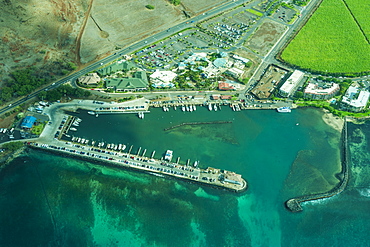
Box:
245 19 287 56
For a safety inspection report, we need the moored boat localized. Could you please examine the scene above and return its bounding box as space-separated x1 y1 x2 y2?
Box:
164 150 173 161
276 107 291 113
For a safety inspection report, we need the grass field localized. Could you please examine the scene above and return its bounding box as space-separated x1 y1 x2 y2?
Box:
246 9 263 17
343 0 370 41
281 0 370 75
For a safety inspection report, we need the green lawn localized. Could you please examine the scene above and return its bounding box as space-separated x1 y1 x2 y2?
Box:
246 9 263 17
281 0 370 75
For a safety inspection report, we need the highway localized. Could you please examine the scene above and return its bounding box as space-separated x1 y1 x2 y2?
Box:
0 0 250 116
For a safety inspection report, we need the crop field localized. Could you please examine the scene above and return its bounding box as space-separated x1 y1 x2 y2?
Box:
281 0 370 75
343 0 370 41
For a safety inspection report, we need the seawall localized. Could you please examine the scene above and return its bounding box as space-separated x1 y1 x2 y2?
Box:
285 118 349 212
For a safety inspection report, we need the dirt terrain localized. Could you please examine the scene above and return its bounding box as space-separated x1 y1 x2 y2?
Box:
0 0 225 82
245 19 287 56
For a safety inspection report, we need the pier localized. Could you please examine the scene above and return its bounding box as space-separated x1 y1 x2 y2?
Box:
26 141 247 193
285 118 349 212
164 121 232 131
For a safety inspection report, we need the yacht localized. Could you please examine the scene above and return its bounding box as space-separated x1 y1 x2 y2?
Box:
276 107 291 113
164 150 173 161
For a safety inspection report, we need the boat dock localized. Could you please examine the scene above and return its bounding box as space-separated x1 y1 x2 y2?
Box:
26 141 247 193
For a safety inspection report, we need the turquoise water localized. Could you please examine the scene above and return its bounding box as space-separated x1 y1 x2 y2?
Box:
0 107 369 246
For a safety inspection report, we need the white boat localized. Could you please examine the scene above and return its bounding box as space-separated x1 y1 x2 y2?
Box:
174 106 177 110
208 104 212 111
193 105 196 111
276 107 291 113
121 145 126 151
77 138 81 143
189 105 193 112
81 138 85 143
118 144 122 150
88 111 95 115
163 106 166 111
194 161 198 167
186 105 189 111
182 106 185 111
70 127 77 131
107 144 111 149
164 150 173 161
214 104 217 111
232 105 235 111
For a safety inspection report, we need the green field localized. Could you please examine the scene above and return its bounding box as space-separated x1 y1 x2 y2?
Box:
281 0 370 75
344 0 370 40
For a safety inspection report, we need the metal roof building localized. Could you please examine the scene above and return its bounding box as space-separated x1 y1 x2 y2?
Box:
21 116 36 129
279 70 304 97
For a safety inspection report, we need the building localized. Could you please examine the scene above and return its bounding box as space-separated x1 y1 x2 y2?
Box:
304 82 340 100
21 116 36 129
97 61 135 76
341 86 370 112
220 95 232 100
218 81 236 91
213 58 227 68
105 71 148 92
78 73 101 86
150 70 177 88
232 55 250 64
211 94 221 100
226 67 244 78
279 70 304 97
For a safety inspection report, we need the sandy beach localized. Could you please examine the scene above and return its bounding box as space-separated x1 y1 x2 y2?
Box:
321 109 344 132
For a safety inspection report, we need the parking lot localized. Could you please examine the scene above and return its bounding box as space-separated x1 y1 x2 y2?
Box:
133 5 261 71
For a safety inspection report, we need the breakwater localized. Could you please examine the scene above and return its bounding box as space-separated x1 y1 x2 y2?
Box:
164 121 232 131
26 141 247 193
285 119 349 212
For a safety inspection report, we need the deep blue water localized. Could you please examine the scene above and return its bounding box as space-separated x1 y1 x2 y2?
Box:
0 107 369 246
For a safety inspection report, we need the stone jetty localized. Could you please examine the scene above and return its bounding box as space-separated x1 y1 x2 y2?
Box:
285 119 349 212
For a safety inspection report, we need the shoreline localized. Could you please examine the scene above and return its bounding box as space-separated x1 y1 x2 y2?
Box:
321 109 344 132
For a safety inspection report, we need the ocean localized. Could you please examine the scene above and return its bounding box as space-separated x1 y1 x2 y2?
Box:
0 107 369 247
